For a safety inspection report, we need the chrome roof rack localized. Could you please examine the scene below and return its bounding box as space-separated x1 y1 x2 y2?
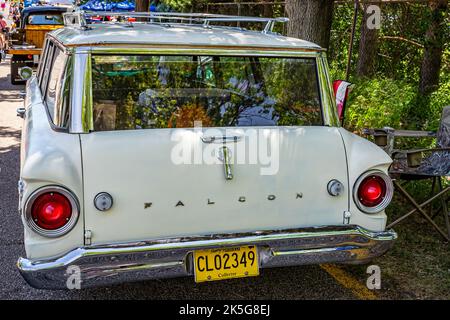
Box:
63 11 289 34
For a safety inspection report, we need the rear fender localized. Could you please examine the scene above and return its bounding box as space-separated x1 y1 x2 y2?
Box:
338 128 393 231
20 77 84 259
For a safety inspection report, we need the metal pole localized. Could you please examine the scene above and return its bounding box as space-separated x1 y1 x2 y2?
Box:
345 0 359 81
237 0 241 27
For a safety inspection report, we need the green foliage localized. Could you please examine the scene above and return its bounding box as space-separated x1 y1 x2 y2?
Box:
329 2 449 84
343 75 450 133
336 75 449 165
158 0 194 11
344 77 416 131
428 76 450 130
328 3 356 75
328 2 449 135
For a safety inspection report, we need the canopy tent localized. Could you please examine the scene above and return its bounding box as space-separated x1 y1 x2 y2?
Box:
79 1 138 12
24 0 40 7
45 0 74 5
24 0 74 6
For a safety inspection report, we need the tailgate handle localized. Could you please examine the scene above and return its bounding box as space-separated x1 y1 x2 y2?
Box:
201 136 242 144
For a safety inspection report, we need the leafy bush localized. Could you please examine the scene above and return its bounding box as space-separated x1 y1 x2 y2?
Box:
340 71 449 133
344 77 416 132
336 75 449 157
428 72 450 130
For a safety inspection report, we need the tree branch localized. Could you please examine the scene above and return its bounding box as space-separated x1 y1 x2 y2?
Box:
380 36 424 48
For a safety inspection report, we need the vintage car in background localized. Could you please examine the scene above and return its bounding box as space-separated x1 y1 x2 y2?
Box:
7 5 67 84
16 11 397 289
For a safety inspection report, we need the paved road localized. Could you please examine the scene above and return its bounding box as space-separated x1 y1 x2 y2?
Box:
0 56 362 300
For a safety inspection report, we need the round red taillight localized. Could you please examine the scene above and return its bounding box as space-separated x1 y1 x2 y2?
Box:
354 171 393 214
25 186 79 237
358 176 386 207
31 192 72 230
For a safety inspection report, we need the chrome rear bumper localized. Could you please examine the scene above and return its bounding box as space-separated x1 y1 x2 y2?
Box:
17 225 396 290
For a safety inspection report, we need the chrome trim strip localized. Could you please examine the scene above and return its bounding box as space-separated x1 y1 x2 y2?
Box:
75 46 321 56
324 56 340 126
70 53 88 133
317 54 340 127
201 135 243 144
17 225 396 289
54 54 72 129
70 53 93 133
272 245 359 256
83 54 93 132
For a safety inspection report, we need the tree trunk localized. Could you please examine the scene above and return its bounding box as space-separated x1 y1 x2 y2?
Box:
419 0 448 95
357 1 381 78
285 0 334 49
135 0 150 13
134 0 150 22
261 0 273 18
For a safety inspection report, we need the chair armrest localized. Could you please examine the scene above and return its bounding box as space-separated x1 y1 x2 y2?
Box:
392 147 450 167
392 148 450 168
363 128 437 158
394 147 450 156
391 130 436 138
362 127 392 136
362 127 436 138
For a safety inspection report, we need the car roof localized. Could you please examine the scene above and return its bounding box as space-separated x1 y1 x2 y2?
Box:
49 23 324 51
22 6 68 14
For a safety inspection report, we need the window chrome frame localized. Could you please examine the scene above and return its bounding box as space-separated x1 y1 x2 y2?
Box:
68 46 340 133
44 47 69 122
54 54 73 128
36 38 48 84
37 38 73 132
70 51 93 133
317 53 339 127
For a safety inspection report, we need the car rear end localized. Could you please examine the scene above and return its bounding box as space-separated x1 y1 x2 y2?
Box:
16 21 396 289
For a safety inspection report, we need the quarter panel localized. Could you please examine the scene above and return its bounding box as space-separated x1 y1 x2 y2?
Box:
20 77 84 259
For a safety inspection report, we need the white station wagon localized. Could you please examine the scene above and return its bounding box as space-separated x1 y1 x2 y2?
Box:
17 11 397 289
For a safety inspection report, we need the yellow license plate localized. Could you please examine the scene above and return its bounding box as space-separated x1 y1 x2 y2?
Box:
193 246 259 283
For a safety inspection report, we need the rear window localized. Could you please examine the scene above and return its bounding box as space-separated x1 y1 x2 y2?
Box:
27 14 63 25
91 55 322 131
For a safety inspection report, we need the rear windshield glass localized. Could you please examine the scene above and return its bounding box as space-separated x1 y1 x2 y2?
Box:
27 14 63 25
91 55 322 131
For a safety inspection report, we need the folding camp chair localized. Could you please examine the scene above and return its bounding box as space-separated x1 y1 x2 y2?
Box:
363 106 450 241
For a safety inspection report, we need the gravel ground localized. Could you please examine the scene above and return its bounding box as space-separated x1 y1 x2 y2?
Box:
0 56 361 300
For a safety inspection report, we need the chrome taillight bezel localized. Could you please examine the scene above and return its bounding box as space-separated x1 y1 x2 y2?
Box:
24 186 80 238
353 170 394 214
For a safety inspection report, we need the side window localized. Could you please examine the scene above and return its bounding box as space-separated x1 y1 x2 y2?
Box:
36 39 46 83
45 47 67 124
40 41 54 94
